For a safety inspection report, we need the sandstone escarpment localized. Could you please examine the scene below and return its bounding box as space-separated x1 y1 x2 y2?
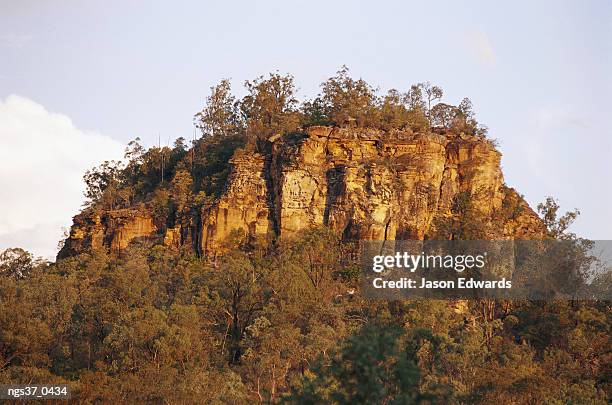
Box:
58 126 545 259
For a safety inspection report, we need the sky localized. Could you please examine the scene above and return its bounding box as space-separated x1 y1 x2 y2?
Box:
1 0 611 258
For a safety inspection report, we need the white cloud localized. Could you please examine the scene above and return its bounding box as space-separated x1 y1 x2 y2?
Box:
0 95 124 259
466 30 496 67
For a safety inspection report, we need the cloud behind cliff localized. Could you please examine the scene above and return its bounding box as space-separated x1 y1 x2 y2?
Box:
0 95 124 258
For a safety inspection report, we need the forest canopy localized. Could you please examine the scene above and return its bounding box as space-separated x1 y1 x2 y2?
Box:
0 227 609 403
194 66 488 142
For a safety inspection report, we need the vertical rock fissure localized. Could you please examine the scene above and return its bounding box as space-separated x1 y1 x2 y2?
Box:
193 209 203 257
383 217 391 241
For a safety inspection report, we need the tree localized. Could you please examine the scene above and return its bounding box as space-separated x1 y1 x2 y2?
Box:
240 318 302 403
537 197 580 240
287 325 429 404
0 247 39 278
170 168 193 218
195 79 242 138
419 81 443 113
301 96 331 127
320 66 378 127
240 72 300 145
455 98 487 137
124 137 146 163
82 160 124 208
2 235 610 403
405 84 426 112
429 102 458 128
378 89 411 130
213 251 269 364
290 228 341 292
429 190 491 240
400 84 430 132
121 138 145 191
457 97 474 121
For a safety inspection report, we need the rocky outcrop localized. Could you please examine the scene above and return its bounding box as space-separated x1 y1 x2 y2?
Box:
58 206 157 258
57 212 106 258
58 126 545 259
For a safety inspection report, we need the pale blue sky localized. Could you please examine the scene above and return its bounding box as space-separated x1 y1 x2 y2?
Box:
1 0 611 256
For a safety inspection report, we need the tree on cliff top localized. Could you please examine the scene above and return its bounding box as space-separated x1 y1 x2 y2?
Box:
195 79 243 138
194 68 489 142
319 66 378 127
240 72 301 146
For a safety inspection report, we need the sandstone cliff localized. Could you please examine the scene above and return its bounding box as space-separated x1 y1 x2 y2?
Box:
58 126 544 259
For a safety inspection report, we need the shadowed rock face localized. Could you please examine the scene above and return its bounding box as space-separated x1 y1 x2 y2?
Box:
58 126 545 259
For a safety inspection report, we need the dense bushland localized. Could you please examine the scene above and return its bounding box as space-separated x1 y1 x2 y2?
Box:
1 226 609 403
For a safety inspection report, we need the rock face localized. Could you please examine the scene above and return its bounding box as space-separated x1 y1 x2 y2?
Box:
200 154 272 254
58 207 157 258
197 126 543 255
270 127 501 241
58 126 545 259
